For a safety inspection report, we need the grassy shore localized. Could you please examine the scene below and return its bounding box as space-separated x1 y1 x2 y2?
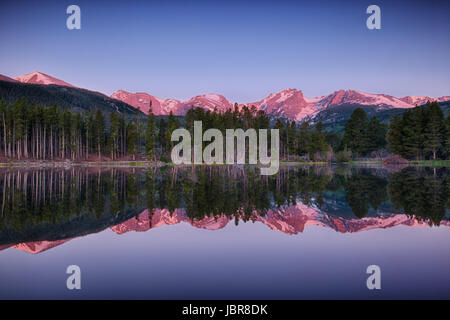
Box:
347 159 450 166
408 160 450 167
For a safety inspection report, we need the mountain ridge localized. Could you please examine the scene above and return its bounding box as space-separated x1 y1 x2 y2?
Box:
2 72 449 122
112 87 450 121
14 71 75 88
0 78 144 120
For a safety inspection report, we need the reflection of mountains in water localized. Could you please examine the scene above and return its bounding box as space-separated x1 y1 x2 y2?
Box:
1 166 448 254
4 204 449 254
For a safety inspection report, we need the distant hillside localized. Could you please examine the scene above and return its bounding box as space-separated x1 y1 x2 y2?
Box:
307 101 450 133
0 80 144 120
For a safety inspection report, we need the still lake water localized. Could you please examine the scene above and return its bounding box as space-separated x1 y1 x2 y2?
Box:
0 165 449 299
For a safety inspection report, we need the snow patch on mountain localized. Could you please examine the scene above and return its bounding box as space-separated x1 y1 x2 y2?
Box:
15 72 75 87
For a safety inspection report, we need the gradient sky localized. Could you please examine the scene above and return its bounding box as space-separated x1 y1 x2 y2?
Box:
0 0 449 102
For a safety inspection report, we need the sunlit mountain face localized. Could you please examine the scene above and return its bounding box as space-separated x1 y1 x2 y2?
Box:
0 166 448 254
3 72 449 122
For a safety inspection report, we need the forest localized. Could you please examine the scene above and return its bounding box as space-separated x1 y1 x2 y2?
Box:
0 97 449 162
387 101 450 160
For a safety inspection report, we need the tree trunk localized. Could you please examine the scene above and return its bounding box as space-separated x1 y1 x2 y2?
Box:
2 113 6 158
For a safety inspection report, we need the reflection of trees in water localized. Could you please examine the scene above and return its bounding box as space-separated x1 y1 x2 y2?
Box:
0 168 145 235
344 170 389 218
0 165 448 239
146 166 334 223
388 167 449 226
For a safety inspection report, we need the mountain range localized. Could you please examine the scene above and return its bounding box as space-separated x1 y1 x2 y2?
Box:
111 87 450 121
2 71 449 123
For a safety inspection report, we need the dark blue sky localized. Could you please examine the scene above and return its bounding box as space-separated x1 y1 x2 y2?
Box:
0 0 449 101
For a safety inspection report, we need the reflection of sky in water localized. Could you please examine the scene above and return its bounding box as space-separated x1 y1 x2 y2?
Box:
1 221 449 299
0 166 449 299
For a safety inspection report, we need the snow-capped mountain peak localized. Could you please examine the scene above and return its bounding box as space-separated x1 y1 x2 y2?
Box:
315 89 413 110
14 71 75 87
399 95 450 106
110 89 181 115
243 88 317 120
178 93 233 113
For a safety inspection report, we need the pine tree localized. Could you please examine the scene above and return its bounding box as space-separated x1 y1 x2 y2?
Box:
445 115 450 159
286 121 297 159
84 111 92 159
126 121 138 160
343 108 368 158
158 118 167 159
297 122 311 159
93 110 105 160
309 122 329 160
387 115 404 157
274 119 285 158
108 112 120 160
424 101 444 160
401 108 425 159
165 111 179 154
0 99 7 158
145 101 156 160
365 116 387 154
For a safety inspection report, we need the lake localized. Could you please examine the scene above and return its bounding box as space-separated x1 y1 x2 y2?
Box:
0 165 449 299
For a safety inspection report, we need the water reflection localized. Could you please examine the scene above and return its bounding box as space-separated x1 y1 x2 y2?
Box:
0 166 448 254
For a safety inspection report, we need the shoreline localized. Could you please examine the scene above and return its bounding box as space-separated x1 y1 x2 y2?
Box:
0 160 449 168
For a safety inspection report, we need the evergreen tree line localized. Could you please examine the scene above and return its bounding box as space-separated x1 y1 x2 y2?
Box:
184 104 337 161
276 120 331 161
0 97 336 162
1 98 448 162
387 101 450 160
342 108 388 158
0 98 140 160
340 102 450 160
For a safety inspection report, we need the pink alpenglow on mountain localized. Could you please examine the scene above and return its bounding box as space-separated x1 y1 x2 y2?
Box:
3 207 450 254
400 95 450 106
111 88 450 120
110 91 233 116
6 71 450 120
315 90 413 109
244 89 318 121
110 90 181 115
0 244 12 251
177 94 233 115
0 74 18 83
109 204 450 236
12 239 72 254
14 72 75 87
110 208 231 234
